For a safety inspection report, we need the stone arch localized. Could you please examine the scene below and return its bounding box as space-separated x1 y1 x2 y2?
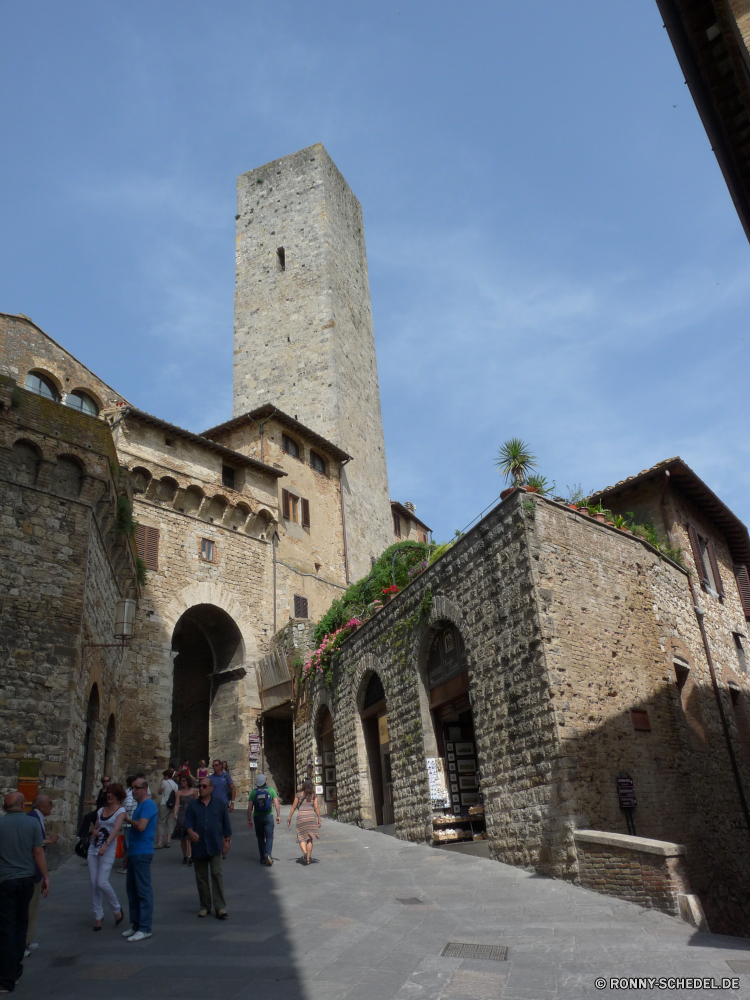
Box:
227 501 251 532
314 701 337 815
351 658 393 828
129 466 153 495
155 476 178 504
54 454 85 498
25 367 63 400
249 507 275 540
181 484 204 515
104 713 116 777
78 683 101 825
67 386 104 414
414 597 468 758
204 494 228 523
10 439 42 486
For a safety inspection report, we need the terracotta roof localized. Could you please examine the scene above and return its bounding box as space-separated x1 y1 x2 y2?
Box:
108 406 286 478
590 457 750 568
202 405 352 464
391 501 431 534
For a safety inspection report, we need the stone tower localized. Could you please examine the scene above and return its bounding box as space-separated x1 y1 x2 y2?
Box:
233 143 393 581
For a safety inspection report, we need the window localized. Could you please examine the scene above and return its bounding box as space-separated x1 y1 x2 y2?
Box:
418 530 427 544
65 390 98 416
294 595 309 618
427 624 465 689
277 246 285 271
393 511 401 538
282 489 310 527
310 450 326 475
282 434 300 459
687 524 725 597
222 465 235 489
24 371 59 401
200 538 215 562
735 565 750 622
134 524 159 571
734 633 748 675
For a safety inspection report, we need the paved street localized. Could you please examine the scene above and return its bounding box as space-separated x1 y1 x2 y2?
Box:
19 818 750 1000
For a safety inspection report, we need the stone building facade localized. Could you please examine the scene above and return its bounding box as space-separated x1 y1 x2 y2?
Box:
0 371 139 846
296 476 750 936
391 500 431 545
232 144 393 580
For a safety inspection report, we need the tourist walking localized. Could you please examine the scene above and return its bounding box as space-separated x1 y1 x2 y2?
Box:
88 782 126 931
209 759 235 812
122 777 157 942
117 776 137 876
0 791 49 993
196 760 209 780
26 793 59 955
155 769 178 849
79 775 110 839
247 774 280 866
184 777 231 919
173 775 198 865
287 780 321 866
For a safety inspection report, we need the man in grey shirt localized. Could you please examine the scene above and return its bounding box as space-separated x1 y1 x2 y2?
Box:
0 792 49 992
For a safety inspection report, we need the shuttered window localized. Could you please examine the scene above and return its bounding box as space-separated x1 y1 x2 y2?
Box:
301 498 310 528
735 565 750 621
282 488 290 519
134 524 159 571
393 512 401 538
707 541 725 597
281 489 309 527
687 524 708 587
687 524 724 596
294 595 309 618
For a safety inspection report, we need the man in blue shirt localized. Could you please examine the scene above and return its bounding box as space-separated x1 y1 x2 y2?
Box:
208 759 235 812
185 776 232 919
121 778 157 943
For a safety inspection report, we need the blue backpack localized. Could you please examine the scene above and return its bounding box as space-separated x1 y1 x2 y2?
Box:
254 788 273 813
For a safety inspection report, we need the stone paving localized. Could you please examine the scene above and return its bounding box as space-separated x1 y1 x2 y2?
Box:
18 818 750 999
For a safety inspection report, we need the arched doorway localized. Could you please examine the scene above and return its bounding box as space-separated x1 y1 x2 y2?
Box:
316 706 336 816
78 684 100 826
426 623 485 835
359 672 393 828
104 714 116 778
170 604 244 771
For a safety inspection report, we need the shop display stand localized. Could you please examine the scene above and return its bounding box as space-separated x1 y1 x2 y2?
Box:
432 805 486 844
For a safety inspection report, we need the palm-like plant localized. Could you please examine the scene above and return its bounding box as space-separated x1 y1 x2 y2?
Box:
526 474 552 496
496 438 537 486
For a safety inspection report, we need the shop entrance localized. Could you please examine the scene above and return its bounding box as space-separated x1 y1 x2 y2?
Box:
427 623 486 845
78 684 100 827
360 672 393 828
316 706 336 816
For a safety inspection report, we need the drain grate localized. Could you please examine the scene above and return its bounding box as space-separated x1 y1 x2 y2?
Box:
442 942 508 962
396 896 424 905
727 960 750 974
50 956 77 967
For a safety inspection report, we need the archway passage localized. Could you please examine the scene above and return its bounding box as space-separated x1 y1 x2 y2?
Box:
316 706 336 816
360 672 393 828
79 684 100 826
170 604 244 771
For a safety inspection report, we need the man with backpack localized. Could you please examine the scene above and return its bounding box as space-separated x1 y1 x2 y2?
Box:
247 774 280 866
156 769 178 849
208 760 235 813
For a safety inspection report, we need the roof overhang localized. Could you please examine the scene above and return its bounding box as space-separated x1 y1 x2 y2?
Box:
203 405 352 464
390 500 432 533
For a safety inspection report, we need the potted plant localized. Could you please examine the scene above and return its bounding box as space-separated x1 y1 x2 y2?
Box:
382 584 400 603
496 438 537 497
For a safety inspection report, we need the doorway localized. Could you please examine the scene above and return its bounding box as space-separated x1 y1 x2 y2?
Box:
359 672 393 828
316 706 336 816
78 684 100 827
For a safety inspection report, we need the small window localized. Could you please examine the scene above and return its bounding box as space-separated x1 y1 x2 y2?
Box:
687 524 725 597
631 709 651 731
282 434 300 459
135 524 159 571
65 390 98 416
310 450 326 475
200 538 215 562
294 594 309 618
25 371 59 401
393 511 401 538
282 489 309 527
735 565 750 621
222 465 235 489
734 633 748 675
277 246 286 271
417 530 427 544
165 437 175 448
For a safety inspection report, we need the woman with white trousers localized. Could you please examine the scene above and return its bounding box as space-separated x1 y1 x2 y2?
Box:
88 781 126 930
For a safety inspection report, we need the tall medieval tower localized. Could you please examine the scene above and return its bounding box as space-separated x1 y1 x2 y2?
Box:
233 143 393 581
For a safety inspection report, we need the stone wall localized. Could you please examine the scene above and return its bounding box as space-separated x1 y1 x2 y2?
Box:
0 376 138 849
232 144 393 579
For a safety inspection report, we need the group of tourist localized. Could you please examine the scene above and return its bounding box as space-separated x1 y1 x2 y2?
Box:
0 759 321 993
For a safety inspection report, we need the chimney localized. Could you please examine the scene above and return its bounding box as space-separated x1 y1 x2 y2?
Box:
404 501 416 514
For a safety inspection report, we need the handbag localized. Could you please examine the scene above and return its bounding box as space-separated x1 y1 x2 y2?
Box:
74 833 91 859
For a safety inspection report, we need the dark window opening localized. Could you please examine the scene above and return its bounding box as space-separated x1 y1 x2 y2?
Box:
282 434 300 459
734 633 748 675
310 450 326 475
427 624 465 689
222 465 235 489
631 709 651 731
363 672 385 710
25 371 59 401
277 246 285 271
66 390 98 416
165 436 175 448
294 594 309 619
393 512 401 538
687 524 725 597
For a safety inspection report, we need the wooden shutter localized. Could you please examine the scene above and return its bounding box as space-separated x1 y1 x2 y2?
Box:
282 489 290 519
301 497 310 528
134 524 159 570
393 512 401 538
687 524 708 586
735 565 750 620
294 595 309 619
707 541 725 597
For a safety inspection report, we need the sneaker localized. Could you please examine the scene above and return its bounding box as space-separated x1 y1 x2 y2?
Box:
27 943 39 951
117 868 127 875
24 950 30 958
265 856 273 867
127 931 152 943
198 908 209 918
216 910 228 920
182 857 188 865
121 928 136 938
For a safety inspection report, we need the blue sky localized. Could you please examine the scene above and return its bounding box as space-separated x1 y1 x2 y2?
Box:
2 1 748 542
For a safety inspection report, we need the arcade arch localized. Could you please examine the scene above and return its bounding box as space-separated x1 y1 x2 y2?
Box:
357 670 393 827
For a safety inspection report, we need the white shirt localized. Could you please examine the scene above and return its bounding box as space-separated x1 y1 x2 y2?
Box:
160 779 178 805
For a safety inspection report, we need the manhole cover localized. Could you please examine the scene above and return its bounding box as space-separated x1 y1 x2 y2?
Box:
442 943 508 961
396 896 424 905
727 960 750 974
50 956 77 967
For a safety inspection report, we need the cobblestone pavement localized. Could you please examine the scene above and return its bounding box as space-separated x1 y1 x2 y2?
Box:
18 818 750 999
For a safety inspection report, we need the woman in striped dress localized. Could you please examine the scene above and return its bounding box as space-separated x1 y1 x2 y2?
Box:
287 780 321 865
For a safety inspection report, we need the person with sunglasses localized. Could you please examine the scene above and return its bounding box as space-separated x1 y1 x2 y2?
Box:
121 779 157 943
184 778 231 919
